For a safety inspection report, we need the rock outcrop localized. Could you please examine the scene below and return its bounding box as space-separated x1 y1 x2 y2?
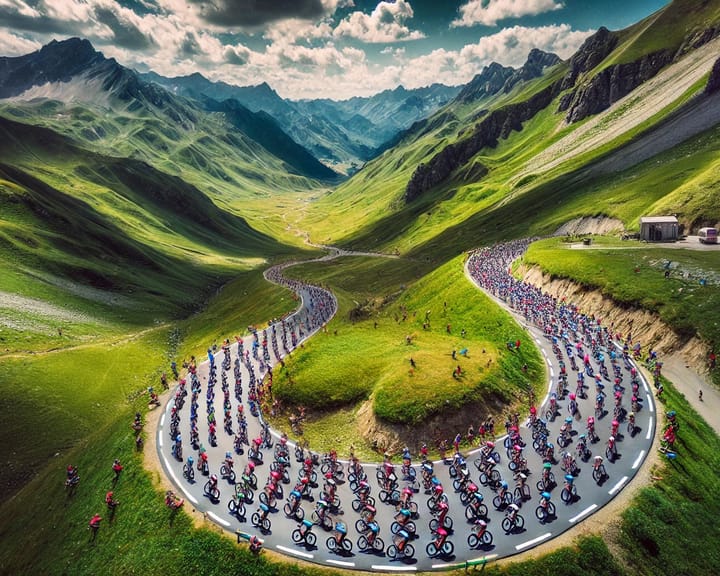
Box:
455 62 514 104
561 49 674 123
560 27 619 92
455 50 561 106
706 55 720 94
405 79 562 202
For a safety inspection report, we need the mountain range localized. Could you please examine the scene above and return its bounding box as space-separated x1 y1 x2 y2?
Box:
141 71 461 173
1 0 720 295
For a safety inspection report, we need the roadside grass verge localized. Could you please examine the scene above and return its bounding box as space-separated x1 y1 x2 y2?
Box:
617 378 720 575
0 404 342 576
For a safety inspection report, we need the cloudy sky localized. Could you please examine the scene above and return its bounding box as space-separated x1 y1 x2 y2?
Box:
1 0 669 100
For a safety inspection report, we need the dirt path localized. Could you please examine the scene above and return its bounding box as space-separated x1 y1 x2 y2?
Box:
661 353 720 435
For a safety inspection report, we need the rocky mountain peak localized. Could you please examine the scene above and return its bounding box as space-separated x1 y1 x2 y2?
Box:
0 37 105 98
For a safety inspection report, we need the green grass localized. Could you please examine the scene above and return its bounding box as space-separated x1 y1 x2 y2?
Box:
272 254 544 443
616 376 720 575
523 237 720 382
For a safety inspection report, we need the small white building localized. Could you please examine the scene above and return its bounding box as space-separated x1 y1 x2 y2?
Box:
639 216 678 242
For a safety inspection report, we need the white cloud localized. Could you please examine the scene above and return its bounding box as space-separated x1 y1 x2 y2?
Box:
334 0 424 43
393 24 590 90
453 0 564 28
0 0 40 18
0 29 41 55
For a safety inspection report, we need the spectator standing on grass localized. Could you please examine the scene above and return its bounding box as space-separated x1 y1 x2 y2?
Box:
89 514 102 541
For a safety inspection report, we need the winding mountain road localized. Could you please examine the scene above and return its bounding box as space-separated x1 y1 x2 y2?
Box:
156 241 655 572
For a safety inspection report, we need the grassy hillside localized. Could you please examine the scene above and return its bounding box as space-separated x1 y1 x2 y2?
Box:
300 1 720 261
270 254 544 456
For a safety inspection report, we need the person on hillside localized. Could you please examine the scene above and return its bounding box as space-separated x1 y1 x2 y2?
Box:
89 514 102 541
112 459 123 482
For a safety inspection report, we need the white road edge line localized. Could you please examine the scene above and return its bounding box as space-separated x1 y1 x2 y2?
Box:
371 565 416 571
160 413 165 427
158 436 163 448
535 338 541 344
515 532 551 551
550 367 554 377
208 511 230 527
647 394 654 412
569 503 598 523
609 475 629 495
276 544 314 559
642 379 649 393
632 450 646 470
326 559 355 567
646 424 652 440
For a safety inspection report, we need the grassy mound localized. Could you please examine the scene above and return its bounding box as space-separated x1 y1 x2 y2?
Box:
274 254 544 427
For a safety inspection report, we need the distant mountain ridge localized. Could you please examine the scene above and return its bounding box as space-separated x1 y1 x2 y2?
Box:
142 71 461 172
0 38 336 181
455 48 561 104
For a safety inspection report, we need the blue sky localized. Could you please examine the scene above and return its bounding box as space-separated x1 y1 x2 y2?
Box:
0 0 669 99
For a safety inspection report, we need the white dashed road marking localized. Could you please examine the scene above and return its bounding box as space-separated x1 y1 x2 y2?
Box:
569 503 598 523
609 475 628 495
515 532 551 551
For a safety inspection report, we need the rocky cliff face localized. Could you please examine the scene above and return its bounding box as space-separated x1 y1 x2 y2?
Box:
560 49 674 123
560 27 618 92
405 80 562 202
705 55 720 94
454 50 561 106
455 62 514 104
0 38 103 98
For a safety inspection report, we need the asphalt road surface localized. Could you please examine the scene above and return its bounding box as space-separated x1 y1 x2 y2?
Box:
157 243 655 572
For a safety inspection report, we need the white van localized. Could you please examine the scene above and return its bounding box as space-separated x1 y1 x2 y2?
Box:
698 227 717 244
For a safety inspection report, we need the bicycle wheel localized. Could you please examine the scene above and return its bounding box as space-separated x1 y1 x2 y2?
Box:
481 530 493 546
426 542 438 556
292 529 302 544
490 470 501 483
535 506 545 521
326 537 336 551
493 495 502 509
408 501 418 516
561 488 572 503
358 535 368 551
548 501 556 516
442 541 454 556
515 514 525 529
356 519 368 533
373 537 385 552
251 512 260 526
341 539 352 553
387 544 398 560
406 521 416 535
501 517 512 532
296 506 305 521
468 533 479 548
429 518 439 532
306 531 317 547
